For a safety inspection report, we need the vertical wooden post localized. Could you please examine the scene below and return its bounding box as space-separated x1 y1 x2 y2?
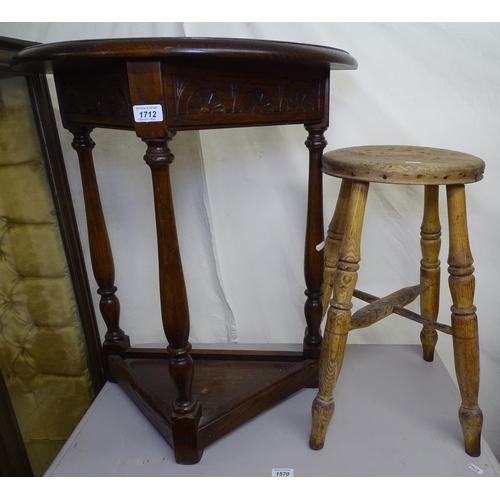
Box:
310 180 369 450
70 128 130 355
446 184 482 457
303 125 327 358
143 136 202 464
143 135 195 412
420 185 441 361
127 60 201 463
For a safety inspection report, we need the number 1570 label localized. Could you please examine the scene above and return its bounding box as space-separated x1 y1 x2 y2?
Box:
133 104 163 123
271 468 294 477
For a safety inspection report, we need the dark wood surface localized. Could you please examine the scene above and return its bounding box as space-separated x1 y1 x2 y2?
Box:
0 36 35 58
0 366 33 477
11 37 357 464
108 351 318 462
11 37 357 132
10 37 357 72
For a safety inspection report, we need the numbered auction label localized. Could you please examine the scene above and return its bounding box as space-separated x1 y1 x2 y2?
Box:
133 104 163 123
316 240 325 251
468 463 484 475
271 468 294 477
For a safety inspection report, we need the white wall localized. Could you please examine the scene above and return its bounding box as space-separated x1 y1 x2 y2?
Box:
1 22 499 459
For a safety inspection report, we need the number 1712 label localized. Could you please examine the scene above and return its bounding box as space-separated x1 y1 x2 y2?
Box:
133 104 163 123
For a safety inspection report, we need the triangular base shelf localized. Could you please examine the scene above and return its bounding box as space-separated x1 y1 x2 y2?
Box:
107 347 318 464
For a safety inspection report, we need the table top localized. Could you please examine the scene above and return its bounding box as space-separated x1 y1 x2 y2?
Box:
12 38 356 133
45 344 500 477
10 37 358 73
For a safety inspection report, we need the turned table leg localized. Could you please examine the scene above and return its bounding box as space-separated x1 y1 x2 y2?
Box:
446 184 483 457
303 125 327 358
420 185 441 361
70 128 130 355
310 180 369 450
143 136 201 464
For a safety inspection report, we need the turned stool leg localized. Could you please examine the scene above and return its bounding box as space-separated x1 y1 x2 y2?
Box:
420 185 441 361
321 179 352 318
446 184 483 457
310 180 369 450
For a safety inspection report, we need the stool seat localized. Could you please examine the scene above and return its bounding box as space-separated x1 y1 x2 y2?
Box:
322 145 485 185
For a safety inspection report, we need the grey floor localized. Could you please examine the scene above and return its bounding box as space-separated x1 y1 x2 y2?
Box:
46 344 500 477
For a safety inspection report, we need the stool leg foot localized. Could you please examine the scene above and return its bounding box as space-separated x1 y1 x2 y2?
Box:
310 396 335 450
420 330 438 362
454 329 483 456
447 184 482 457
459 405 483 457
310 181 368 450
420 185 441 362
310 320 348 449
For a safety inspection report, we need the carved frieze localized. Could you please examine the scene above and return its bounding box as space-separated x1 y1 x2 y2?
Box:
57 67 326 130
172 74 322 118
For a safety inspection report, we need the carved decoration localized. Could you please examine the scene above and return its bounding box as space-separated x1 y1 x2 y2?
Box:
229 83 240 112
172 75 322 117
186 88 226 114
240 88 274 113
287 88 317 112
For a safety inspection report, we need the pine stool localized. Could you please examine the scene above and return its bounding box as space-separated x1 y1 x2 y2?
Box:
310 145 485 457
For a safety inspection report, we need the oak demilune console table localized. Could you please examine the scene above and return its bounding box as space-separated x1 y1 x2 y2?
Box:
12 38 357 464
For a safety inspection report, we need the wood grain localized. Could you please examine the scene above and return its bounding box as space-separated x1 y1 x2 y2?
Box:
322 145 485 185
315 145 484 457
420 185 441 361
322 179 352 316
447 184 482 457
11 37 357 464
310 180 368 449
350 283 428 330
70 128 130 356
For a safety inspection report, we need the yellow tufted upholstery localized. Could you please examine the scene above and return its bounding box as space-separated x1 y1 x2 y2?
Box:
0 76 94 476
